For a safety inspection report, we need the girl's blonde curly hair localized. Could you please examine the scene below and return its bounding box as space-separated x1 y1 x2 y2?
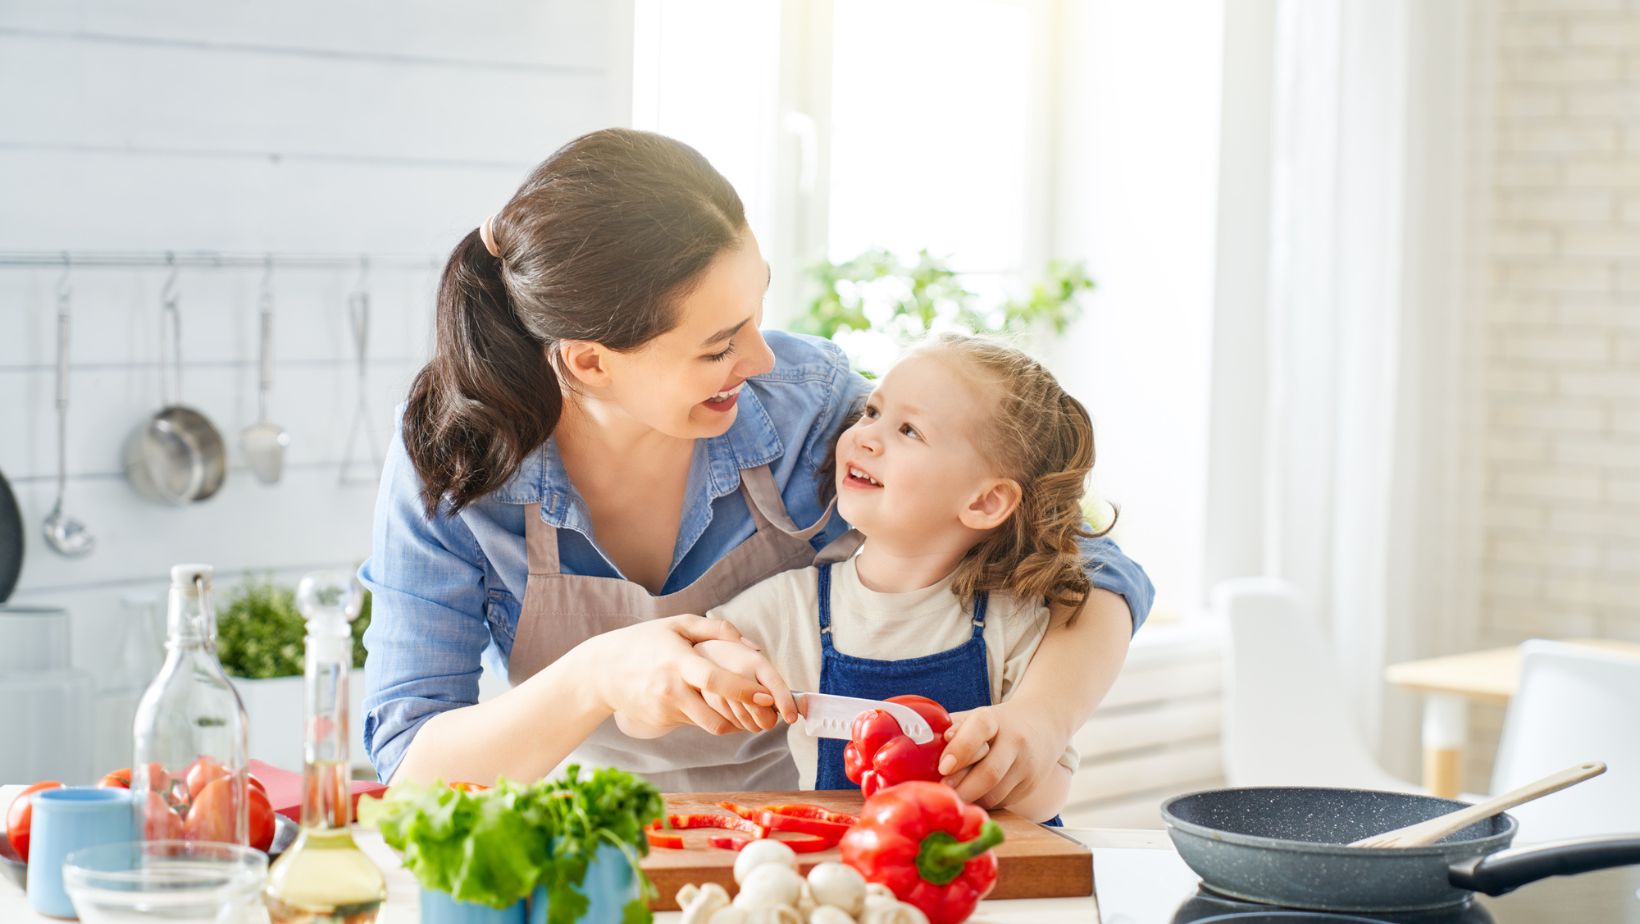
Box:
922 333 1112 612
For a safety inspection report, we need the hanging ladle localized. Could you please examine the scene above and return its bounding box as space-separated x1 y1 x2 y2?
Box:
241 257 290 484
43 254 95 557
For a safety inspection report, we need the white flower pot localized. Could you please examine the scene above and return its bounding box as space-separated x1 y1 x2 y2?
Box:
234 669 369 774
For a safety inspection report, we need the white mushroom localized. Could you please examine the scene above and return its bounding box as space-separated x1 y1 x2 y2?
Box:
806 862 868 917
734 838 799 884
808 907 857 924
709 908 749 924
864 883 897 903
678 882 733 924
744 907 803 924
733 863 805 911
795 880 817 918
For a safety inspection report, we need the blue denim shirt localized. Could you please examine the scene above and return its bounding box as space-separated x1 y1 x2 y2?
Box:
359 330 1154 783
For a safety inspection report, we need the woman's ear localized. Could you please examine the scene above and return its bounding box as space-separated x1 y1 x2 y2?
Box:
959 478 1022 531
557 339 613 389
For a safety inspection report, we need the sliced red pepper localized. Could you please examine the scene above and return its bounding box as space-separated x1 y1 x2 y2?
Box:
666 812 769 838
710 831 839 853
644 821 683 850
716 800 758 820
756 809 853 841
758 803 860 827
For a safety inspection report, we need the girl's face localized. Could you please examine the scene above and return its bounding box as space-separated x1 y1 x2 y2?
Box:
595 230 777 439
834 350 1004 542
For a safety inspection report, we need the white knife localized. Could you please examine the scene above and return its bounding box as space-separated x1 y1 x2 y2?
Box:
791 691 936 745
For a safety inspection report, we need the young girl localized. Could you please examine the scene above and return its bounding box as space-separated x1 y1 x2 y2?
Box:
697 333 1106 823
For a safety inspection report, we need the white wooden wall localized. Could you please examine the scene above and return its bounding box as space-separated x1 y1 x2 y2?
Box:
0 0 634 775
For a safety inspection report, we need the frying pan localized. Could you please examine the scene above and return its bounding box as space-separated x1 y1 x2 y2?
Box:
0 466 22 602
1162 786 1640 913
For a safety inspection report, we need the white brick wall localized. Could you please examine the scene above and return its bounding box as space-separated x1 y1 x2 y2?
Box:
0 1 632 776
1471 0 1640 791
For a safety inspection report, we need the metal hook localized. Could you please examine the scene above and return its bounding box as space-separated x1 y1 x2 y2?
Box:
56 252 72 304
353 254 370 296
260 254 275 310
160 251 180 307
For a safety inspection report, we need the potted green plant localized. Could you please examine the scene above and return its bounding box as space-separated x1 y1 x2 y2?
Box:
359 767 663 924
215 577 372 772
794 247 1095 376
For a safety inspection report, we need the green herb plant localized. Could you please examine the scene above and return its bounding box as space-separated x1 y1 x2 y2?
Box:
793 248 1095 376
215 577 371 679
359 766 664 924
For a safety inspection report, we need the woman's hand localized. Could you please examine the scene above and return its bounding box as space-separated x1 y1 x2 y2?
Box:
937 701 1064 808
579 615 779 738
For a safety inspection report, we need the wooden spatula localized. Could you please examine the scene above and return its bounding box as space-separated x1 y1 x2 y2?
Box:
1349 761 1606 849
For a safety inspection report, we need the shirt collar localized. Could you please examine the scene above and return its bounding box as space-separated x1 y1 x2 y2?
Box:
492 382 785 522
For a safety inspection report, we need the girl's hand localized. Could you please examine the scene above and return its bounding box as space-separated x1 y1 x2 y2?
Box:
938 701 1065 808
582 615 778 738
693 639 799 732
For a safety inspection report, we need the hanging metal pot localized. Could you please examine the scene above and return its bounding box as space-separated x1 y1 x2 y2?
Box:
124 262 227 504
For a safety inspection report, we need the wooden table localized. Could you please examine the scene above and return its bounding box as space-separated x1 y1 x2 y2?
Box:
1384 637 1640 798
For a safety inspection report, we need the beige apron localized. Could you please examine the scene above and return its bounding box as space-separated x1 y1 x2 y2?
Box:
508 464 861 792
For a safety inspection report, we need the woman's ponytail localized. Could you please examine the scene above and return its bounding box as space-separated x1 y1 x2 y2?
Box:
403 231 561 517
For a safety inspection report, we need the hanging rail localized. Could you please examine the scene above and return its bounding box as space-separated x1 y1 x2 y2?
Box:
0 250 443 270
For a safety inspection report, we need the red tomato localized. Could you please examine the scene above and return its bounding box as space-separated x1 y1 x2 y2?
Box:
248 786 274 852
247 773 267 798
184 756 229 802
184 776 271 849
141 790 184 841
97 762 173 792
5 781 65 863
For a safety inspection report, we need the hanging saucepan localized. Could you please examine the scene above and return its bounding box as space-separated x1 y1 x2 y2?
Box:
124 264 227 504
1162 786 1640 914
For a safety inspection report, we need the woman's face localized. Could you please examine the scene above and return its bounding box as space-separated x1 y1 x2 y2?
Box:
833 349 999 542
598 230 777 440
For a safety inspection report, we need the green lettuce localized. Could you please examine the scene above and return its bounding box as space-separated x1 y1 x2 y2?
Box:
359 766 664 923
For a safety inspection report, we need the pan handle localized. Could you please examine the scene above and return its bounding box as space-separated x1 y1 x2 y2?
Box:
1448 836 1640 896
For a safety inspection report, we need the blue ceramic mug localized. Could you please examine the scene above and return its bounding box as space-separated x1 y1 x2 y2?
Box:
26 787 136 918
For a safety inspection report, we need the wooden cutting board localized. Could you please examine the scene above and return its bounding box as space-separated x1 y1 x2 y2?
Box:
642 790 1091 911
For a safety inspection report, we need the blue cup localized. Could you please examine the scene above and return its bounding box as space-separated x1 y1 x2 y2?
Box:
419 886 529 924
26 787 136 918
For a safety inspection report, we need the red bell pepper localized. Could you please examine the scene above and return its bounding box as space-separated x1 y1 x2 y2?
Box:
843 694 954 798
757 803 859 827
839 781 1004 924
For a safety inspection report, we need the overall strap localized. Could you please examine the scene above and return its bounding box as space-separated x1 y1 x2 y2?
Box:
816 563 836 645
970 591 989 639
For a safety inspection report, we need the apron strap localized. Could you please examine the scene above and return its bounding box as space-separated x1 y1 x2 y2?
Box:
970 591 989 638
523 502 562 575
741 465 835 541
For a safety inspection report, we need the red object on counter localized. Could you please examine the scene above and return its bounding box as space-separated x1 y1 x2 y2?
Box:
843 694 954 798
248 759 385 823
839 781 1004 924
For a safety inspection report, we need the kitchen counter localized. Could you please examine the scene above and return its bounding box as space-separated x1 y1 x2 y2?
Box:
7 782 1638 921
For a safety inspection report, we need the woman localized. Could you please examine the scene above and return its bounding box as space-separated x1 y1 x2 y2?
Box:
360 129 1153 803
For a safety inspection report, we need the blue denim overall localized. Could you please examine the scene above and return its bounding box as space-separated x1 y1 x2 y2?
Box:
811 563 1064 826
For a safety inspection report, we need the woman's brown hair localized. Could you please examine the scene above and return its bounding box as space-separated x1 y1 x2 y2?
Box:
929 334 1113 612
403 129 746 516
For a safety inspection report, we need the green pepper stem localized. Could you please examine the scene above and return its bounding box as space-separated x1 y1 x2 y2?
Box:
915 820 1006 886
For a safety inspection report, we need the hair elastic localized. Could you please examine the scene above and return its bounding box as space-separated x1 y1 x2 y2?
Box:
479 215 501 258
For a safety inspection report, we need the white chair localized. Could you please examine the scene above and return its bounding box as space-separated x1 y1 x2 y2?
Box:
1491 639 1640 843
1215 577 1416 791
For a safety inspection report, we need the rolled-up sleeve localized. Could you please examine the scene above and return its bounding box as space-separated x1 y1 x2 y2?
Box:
1078 534 1155 635
358 425 490 783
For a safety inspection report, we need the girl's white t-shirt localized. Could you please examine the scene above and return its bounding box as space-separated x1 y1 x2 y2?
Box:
706 555 1080 789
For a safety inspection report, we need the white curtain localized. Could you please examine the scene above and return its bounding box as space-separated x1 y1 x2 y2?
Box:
1256 0 1478 777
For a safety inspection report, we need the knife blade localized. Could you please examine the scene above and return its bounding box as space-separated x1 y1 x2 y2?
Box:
792 691 936 745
